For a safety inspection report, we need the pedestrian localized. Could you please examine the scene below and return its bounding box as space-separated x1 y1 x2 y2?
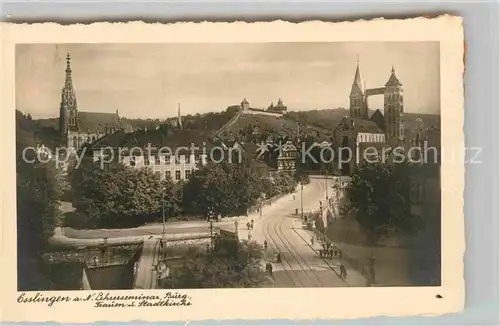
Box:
264 240 268 250
340 264 347 279
268 262 273 277
246 222 250 230
276 252 281 263
293 195 295 200
296 208 298 215
311 237 314 246
329 248 334 259
251 219 254 229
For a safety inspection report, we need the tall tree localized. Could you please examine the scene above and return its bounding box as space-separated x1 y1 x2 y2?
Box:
16 110 61 290
343 162 419 244
161 241 271 289
70 162 178 228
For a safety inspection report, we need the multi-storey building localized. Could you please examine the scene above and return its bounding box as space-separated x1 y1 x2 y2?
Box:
89 127 215 182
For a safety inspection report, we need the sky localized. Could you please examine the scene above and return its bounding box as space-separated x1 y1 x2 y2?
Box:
16 42 440 119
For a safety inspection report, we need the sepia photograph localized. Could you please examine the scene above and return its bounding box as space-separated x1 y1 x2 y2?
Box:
16 41 442 291
2 18 464 322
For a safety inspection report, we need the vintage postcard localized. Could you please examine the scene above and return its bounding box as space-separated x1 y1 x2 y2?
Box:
1 17 464 322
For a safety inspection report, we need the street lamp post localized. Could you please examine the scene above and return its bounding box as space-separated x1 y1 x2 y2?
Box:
161 188 166 238
325 170 328 199
207 207 214 251
300 182 304 220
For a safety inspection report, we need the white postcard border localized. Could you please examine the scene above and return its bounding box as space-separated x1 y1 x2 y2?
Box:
0 17 465 322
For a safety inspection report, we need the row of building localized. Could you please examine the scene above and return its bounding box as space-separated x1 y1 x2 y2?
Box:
54 53 440 224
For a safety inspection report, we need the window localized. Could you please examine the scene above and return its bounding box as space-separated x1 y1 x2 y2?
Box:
144 156 150 165
155 156 161 165
175 170 181 181
130 157 136 167
175 156 180 164
165 170 171 179
164 155 171 165
195 154 201 163
185 169 192 179
185 155 191 164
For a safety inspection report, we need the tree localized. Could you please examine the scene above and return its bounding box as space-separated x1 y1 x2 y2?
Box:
161 241 272 289
16 110 61 290
343 162 419 244
273 172 297 194
182 164 234 218
70 162 178 228
183 154 264 218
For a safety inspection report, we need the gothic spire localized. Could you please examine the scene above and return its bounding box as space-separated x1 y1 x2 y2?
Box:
65 53 73 88
351 56 365 95
385 64 402 87
59 52 78 134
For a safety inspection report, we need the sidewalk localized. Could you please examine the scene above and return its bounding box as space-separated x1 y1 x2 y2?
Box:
292 221 368 287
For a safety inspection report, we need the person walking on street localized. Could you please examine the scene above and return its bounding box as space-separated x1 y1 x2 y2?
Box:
246 222 250 230
264 240 268 250
251 219 254 230
340 264 348 279
311 237 314 246
266 262 274 278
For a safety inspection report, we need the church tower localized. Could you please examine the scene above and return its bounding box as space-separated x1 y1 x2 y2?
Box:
59 53 78 136
349 57 368 119
384 65 404 143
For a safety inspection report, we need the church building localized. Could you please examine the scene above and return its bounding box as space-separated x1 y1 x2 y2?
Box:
59 53 122 152
333 59 405 174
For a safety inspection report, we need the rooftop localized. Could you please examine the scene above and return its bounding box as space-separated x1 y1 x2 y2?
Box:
74 111 121 134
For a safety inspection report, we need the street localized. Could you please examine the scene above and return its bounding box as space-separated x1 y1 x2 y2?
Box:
240 177 367 287
53 176 367 288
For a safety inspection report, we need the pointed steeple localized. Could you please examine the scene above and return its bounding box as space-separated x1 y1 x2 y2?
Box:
59 53 78 135
385 64 402 87
351 56 365 96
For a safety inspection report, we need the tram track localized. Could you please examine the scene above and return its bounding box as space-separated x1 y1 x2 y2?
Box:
263 215 303 287
273 215 325 287
262 207 325 287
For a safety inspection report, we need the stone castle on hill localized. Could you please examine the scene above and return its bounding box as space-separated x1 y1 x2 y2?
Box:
240 97 288 117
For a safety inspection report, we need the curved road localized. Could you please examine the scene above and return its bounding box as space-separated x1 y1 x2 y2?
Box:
250 177 362 287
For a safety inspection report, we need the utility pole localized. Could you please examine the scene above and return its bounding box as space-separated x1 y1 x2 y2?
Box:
300 182 304 220
162 188 166 238
325 169 328 200
209 219 214 251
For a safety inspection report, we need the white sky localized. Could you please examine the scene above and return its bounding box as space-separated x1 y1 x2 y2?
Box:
16 42 440 119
